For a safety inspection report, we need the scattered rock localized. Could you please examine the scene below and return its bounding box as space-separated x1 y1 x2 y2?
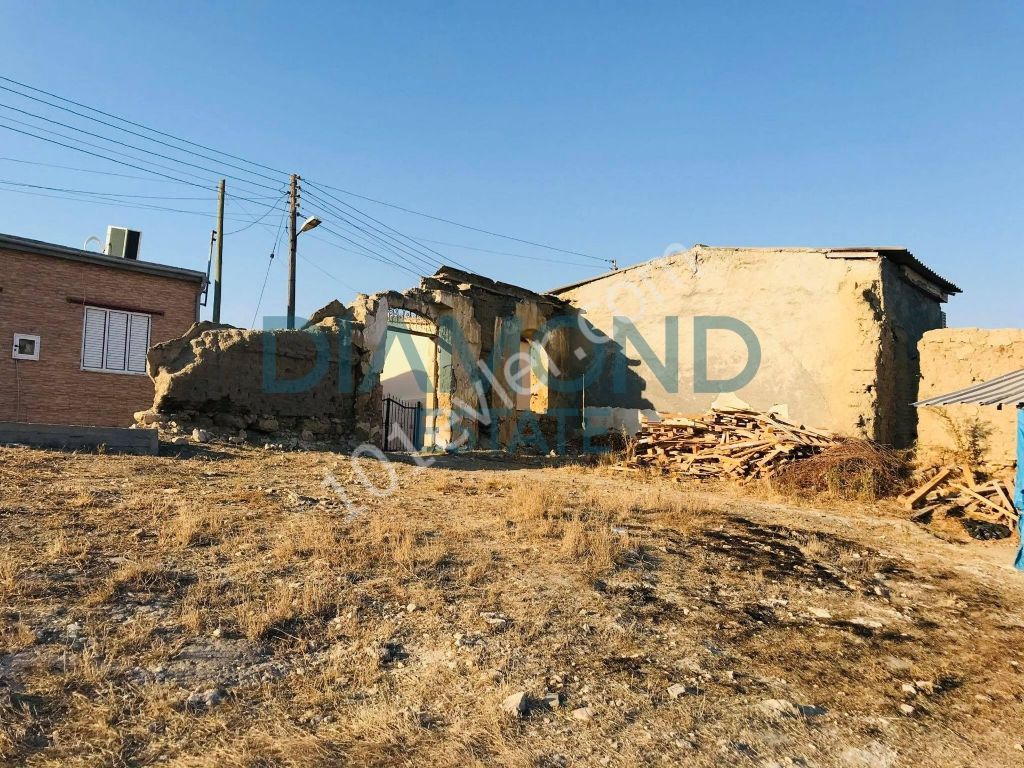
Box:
254 417 280 433
900 683 917 696
171 436 191 446
191 428 211 444
501 691 529 717
759 699 801 718
135 410 161 425
914 679 934 694
186 687 225 712
571 706 594 721
899 703 915 715
542 692 561 709
667 683 688 700
883 656 912 673
65 621 82 639
808 607 832 619
480 612 510 629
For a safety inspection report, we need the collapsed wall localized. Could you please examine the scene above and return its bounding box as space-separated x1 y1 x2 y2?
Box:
143 312 375 443
349 267 576 450
917 328 1024 470
142 267 579 450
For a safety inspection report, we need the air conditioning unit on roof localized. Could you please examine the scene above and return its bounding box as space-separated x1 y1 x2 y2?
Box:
105 226 142 260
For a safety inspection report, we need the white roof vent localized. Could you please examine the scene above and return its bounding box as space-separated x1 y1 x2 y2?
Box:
105 226 142 260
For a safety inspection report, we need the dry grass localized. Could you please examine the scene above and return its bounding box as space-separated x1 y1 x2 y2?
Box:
0 444 1022 766
772 438 912 501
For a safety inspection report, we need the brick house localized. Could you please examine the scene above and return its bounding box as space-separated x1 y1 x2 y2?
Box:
0 233 205 427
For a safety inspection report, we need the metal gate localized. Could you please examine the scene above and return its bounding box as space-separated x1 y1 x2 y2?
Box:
382 396 422 451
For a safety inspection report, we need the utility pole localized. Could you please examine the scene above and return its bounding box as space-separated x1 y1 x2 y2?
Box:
287 173 299 329
212 179 225 322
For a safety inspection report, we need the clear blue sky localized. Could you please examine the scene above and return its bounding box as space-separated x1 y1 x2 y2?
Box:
0 1 1020 328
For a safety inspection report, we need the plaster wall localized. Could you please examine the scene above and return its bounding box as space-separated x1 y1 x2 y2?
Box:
557 246 929 444
917 328 1024 469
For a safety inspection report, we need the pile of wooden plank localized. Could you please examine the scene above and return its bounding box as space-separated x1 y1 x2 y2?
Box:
620 408 836 480
901 465 1019 528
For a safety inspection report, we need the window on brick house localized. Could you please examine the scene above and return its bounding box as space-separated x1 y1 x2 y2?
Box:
81 306 151 375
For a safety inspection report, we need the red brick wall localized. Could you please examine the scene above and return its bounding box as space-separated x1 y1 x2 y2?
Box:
0 248 201 426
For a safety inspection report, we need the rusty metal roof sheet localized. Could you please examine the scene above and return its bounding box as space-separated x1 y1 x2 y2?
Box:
914 368 1024 408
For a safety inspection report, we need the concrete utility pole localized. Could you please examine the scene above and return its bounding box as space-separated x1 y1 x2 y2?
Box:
287 174 299 330
212 179 225 322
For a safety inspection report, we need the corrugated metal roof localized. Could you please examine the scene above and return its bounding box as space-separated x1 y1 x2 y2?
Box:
914 368 1024 408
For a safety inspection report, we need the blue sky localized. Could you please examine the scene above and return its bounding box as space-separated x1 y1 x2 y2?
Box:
0 1 1020 328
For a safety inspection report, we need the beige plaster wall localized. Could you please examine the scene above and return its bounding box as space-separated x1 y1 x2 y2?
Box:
558 246 921 443
917 328 1024 469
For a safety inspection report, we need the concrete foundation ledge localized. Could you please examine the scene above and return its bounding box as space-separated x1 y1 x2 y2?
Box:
0 422 159 455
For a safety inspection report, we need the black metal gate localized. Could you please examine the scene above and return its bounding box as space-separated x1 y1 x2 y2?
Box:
382 396 422 451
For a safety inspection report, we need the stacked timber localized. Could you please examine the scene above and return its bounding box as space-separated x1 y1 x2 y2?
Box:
621 408 835 480
901 466 1019 528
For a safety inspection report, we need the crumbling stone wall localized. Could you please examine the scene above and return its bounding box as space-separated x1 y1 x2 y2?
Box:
351 267 577 451
917 328 1024 469
144 267 579 451
145 315 371 442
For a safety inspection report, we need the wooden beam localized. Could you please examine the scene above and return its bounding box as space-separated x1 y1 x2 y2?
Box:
902 467 952 510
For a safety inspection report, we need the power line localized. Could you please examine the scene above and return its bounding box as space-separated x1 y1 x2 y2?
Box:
0 100 283 195
0 122 279 209
304 182 473 272
0 155 202 183
0 183 279 222
0 74 290 178
0 178 219 201
0 79 289 188
412 236 605 268
225 191 289 235
1 76 609 273
308 228 422 277
302 188 440 274
250 208 290 327
298 253 360 294
306 179 610 263
0 121 213 189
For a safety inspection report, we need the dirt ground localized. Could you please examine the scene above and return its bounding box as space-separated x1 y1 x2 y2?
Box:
1 442 1022 767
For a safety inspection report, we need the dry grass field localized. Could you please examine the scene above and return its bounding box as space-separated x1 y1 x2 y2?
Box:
1 442 1023 767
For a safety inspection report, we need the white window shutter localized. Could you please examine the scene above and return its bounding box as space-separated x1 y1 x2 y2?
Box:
105 311 129 372
127 314 151 373
82 308 107 369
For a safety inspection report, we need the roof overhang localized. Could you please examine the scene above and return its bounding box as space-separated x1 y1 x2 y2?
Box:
0 232 206 283
549 244 962 298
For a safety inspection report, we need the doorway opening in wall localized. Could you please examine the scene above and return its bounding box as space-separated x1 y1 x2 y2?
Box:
382 308 438 450
515 331 551 414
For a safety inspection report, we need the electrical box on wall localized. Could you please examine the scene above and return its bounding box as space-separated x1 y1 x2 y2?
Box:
12 333 40 360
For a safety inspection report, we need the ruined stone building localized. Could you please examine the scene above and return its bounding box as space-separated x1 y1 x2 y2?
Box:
146 268 575 450
145 246 962 451
551 245 961 448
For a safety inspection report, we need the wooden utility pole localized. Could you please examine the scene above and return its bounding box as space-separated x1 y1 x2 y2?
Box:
212 179 225 322
287 174 299 329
